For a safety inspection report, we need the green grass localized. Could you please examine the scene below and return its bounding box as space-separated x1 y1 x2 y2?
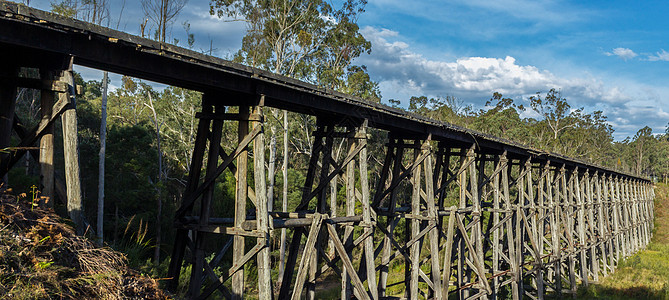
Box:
577 183 669 300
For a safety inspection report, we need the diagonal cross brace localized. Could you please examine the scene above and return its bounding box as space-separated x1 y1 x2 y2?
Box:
176 125 261 217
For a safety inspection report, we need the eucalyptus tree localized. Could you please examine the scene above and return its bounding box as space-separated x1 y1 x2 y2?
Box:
141 0 188 43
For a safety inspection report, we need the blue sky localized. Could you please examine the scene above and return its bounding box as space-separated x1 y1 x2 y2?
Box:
28 0 669 139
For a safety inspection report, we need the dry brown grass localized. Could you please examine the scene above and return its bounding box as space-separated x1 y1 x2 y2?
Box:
0 190 170 299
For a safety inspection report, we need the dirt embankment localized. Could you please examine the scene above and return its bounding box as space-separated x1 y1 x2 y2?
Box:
0 190 170 299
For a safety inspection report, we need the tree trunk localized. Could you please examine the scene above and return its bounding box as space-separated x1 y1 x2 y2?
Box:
147 93 163 265
97 71 108 246
268 132 276 211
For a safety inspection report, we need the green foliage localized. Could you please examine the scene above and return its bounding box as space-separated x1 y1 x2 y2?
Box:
210 0 380 99
403 90 669 180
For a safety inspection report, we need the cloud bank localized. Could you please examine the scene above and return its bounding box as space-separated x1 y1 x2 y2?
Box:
357 27 668 139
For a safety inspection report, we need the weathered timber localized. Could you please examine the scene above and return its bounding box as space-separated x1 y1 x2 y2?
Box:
59 59 84 235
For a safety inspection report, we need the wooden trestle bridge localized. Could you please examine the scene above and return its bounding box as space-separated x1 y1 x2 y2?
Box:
0 2 655 299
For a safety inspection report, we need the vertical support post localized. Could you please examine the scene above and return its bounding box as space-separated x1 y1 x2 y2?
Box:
252 103 272 300
188 102 224 298
618 177 628 258
232 105 249 300
279 120 323 300
564 166 577 294
549 163 562 297
39 69 55 206
603 175 615 274
278 110 289 289
424 138 442 299
308 120 334 300
59 59 84 235
377 139 403 297
470 147 485 299
502 154 519 300
409 140 421 300
492 153 502 299
575 168 588 286
588 172 598 282
167 95 212 292
458 148 469 299
515 159 525 298
358 122 378 300
596 173 608 277
342 130 356 300
527 159 543 300
611 175 621 263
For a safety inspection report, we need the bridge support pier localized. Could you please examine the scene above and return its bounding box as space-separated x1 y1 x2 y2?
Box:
0 57 83 232
166 104 656 300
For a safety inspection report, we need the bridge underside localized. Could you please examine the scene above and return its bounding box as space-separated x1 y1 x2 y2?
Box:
0 2 655 299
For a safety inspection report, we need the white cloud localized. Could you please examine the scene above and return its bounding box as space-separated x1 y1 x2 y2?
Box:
605 48 638 60
359 27 629 102
648 49 669 61
357 26 667 139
